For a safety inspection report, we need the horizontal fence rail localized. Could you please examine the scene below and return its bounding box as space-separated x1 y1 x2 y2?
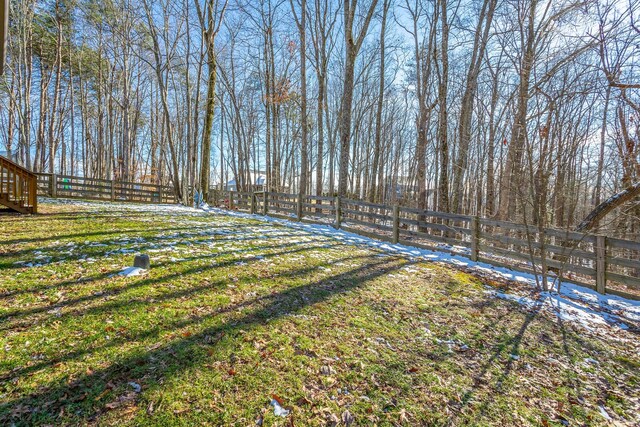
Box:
36 173 177 204
217 189 640 300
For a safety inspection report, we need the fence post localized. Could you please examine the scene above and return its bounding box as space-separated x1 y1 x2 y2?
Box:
470 216 480 262
296 193 303 221
50 174 57 198
29 175 37 213
111 180 116 201
263 192 269 215
250 192 256 214
595 235 607 294
335 196 342 229
229 190 234 210
392 205 400 244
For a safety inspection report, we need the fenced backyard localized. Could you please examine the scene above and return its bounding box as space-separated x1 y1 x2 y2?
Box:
2 185 639 426
34 173 640 300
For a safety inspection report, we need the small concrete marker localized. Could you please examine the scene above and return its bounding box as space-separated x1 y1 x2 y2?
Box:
134 254 151 269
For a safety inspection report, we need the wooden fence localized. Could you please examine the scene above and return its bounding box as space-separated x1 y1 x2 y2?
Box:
219 190 640 300
35 173 177 204
31 175 640 300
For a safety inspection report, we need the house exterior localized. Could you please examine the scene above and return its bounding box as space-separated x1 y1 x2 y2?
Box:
385 175 418 198
225 171 266 192
384 175 437 205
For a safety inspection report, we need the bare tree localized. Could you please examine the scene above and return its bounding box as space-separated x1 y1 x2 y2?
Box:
196 0 228 202
337 0 379 196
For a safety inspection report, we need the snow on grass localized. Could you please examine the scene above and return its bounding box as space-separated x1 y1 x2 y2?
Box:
36 197 639 332
200 204 640 333
118 267 146 277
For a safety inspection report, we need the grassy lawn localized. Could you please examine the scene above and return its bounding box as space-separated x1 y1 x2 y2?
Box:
1 200 638 426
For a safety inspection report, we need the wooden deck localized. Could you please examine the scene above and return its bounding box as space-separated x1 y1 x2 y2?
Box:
0 155 37 214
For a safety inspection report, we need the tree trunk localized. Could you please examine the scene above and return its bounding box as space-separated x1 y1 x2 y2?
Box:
436 0 450 212
291 0 309 202
577 182 640 232
451 0 497 213
497 0 537 220
369 0 389 203
200 47 217 202
197 0 227 203
337 0 378 197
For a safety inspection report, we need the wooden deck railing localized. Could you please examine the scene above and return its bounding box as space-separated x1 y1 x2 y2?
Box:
218 190 640 300
0 155 37 214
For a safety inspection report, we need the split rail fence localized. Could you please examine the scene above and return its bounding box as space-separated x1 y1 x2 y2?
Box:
218 190 640 300
35 173 176 204
32 174 640 300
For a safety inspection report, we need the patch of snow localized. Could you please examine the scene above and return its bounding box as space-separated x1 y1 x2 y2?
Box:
128 382 142 393
584 357 599 365
270 399 290 417
47 307 62 317
598 405 612 421
119 267 145 277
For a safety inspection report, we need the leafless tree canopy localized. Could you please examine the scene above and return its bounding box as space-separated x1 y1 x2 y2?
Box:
1 0 639 237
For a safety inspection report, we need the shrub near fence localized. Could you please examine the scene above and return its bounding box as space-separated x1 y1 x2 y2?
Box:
222 190 640 300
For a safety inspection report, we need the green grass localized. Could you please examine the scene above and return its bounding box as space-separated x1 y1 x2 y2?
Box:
0 200 638 426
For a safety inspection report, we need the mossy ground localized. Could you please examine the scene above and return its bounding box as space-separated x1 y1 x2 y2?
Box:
1 201 638 426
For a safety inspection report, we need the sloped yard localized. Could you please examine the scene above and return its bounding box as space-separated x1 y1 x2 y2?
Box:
1 200 638 426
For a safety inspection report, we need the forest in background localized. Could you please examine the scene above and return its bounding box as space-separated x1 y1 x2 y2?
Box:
0 0 639 238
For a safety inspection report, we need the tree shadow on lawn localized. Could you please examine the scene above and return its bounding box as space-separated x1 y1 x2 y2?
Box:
0 255 407 425
0 222 283 269
557 316 585 408
0 250 379 387
459 300 633 423
4 212 138 223
0 211 175 246
0 236 339 325
447 292 545 423
556 314 637 401
0 228 314 297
